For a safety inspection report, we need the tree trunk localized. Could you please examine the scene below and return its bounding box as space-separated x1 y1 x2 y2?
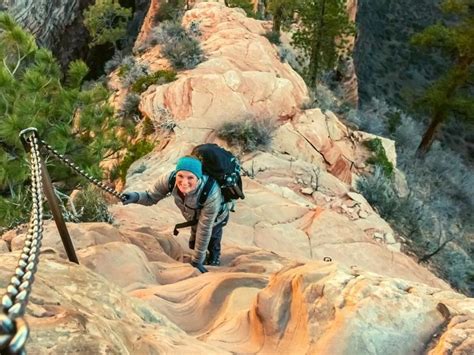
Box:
418 237 454 263
415 110 446 158
272 7 283 33
416 56 472 158
309 0 326 89
257 0 266 19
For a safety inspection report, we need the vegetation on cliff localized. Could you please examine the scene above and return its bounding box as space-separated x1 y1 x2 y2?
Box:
410 0 473 157
0 13 132 229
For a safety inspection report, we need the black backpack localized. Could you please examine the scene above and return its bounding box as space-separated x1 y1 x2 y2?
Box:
192 143 244 202
168 144 245 235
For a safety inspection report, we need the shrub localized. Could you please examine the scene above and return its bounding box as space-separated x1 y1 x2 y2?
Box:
278 47 290 62
188 20 202 38
264 31 281 45
353 98 474 295
104 50 125 74
364 138 394 177
226 0 256 18
162 36 204 69
131 70 177 93
83 0 132 49
216 118 276 153
141 117 156 136
149 20 186 47
120 93 141 119
118 56 150 86
0 189 31 232
71 185 114 223
154 106 177 133
110 140 155 181
356 167 399 217
154 0 184 22
148 20 205 70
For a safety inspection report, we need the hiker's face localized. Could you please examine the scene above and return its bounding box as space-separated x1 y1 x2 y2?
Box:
176 170 199 194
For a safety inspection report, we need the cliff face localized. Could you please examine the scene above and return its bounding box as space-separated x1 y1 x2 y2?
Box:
3 0 151 71
3 0 82 49
3 0 93 69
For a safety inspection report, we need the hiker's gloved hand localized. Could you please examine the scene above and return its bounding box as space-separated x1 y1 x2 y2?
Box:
122 192 139 205
191 261 208 273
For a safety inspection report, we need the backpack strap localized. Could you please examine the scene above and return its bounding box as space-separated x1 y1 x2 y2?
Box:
198 176 216 208
173 219 198 236
168 171 176 193
173 176 217 236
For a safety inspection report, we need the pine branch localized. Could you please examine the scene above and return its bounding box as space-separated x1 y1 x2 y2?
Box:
0 140 20 158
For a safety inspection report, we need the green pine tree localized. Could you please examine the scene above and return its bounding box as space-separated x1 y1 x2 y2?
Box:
83 0 132 49
226 0 257 18
291 0 355 89
267 0 298 33
411 0 474 157
0 12 127 229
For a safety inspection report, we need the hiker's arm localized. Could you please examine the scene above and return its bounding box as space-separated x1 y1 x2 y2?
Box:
192 190 220 264
136 171 173 206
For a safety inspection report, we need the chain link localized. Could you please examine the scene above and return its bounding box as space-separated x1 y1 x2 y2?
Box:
39 139 125 201
1 132 43 355
1 130 128 353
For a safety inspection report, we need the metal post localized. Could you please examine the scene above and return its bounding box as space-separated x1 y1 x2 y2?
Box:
40 160 79 264
19 128 79 264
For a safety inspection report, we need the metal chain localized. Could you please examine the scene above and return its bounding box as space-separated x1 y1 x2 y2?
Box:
1 132 44 355
39 139 125 201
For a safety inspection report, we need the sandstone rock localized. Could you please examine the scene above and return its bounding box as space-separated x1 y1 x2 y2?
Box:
272 121 327 168
240 152 349 197
301 187 314 195
394 168 410 198
387 243 402 252
254 221 312 260
10 221 125 258
355 131 397 167
428 315 474 354
0 240 9 253
0 252 225 354
384 232 397 245
353 212 395 236
139 3 308 128
135 260 471 354
276 109 356 184
78 241 158 288
325 111 349 141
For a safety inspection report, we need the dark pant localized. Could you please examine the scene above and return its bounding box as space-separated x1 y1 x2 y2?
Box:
189 214 229 259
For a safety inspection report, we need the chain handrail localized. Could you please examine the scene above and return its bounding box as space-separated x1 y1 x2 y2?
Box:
39 140 125 201
1 129 127 353
1 130 44 354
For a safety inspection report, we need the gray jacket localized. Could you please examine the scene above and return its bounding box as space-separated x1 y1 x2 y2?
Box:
136 171 229 264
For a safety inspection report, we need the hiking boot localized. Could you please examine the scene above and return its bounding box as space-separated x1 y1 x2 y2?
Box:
205 254 221 266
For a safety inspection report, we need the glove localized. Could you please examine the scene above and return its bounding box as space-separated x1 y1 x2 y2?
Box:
122 192 139 205
191 261 208 273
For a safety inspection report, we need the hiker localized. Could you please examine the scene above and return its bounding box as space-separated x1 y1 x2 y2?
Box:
121 156 230 273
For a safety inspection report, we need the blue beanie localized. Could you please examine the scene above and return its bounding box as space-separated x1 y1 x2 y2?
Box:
175 157 202 179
